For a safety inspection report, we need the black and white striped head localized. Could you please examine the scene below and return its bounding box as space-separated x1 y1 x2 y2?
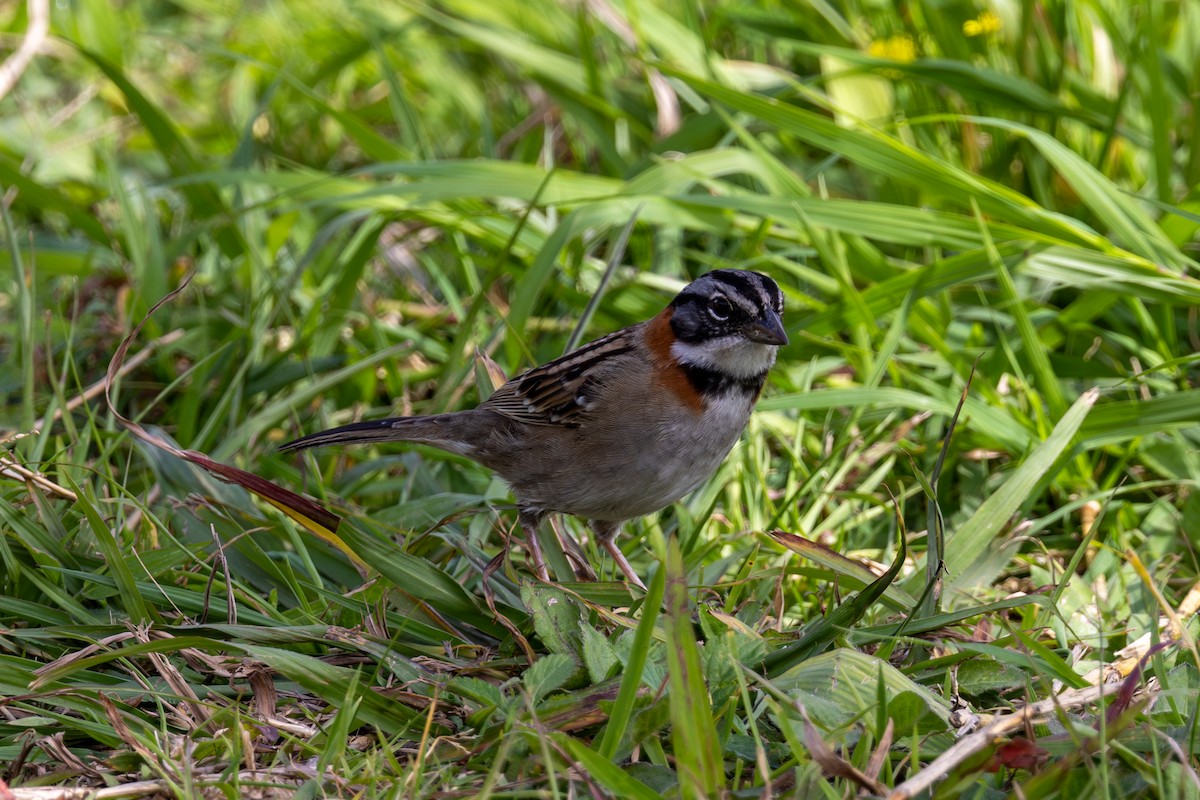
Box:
668 269 787 378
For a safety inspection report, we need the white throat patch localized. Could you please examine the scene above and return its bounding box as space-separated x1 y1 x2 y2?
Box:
670 336 778 379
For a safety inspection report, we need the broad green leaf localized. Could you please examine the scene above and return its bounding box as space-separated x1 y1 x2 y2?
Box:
769 648 951 736
937 389 1099 597
523 583 584 660
524 653 577 704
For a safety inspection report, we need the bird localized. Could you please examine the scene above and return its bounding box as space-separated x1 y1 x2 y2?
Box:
281 269 787 589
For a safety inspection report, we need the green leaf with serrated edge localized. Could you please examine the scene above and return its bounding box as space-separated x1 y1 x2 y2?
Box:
581 622 619 683
522 583 584 660
524 653 577 705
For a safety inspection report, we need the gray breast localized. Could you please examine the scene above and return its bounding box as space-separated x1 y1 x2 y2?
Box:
500 388 755 521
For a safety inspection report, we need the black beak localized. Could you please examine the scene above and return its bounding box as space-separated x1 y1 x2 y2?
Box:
744 309 788 346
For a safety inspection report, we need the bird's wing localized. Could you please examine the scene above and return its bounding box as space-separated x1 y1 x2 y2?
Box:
480 328 636 427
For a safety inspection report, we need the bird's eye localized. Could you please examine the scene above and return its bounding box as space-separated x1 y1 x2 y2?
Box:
708 296 733 321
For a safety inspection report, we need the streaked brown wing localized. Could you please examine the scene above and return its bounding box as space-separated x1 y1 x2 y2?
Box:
481 329 636 427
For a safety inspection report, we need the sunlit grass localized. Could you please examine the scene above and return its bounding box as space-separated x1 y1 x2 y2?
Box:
2 0 1199 797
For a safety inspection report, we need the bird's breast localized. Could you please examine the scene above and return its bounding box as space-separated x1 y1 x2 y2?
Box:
503 386 757 521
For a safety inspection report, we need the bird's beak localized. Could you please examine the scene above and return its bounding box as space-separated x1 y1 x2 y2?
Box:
744 310 788 346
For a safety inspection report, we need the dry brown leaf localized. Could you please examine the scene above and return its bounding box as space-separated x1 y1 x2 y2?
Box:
798 702 885 796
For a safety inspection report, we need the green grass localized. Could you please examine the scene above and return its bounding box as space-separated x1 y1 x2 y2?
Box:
3 0 1200 797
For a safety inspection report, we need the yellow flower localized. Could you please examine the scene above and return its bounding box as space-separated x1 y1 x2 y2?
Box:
868 35 916 63
963 9 1002 36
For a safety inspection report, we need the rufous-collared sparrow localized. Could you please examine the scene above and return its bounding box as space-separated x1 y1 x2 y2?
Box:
282 269 787 588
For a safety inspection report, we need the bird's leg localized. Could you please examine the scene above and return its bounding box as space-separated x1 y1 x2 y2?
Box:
550 515 598 581
518 507 550 581
591 520 647 591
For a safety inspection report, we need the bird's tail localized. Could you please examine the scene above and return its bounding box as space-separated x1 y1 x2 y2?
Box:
278 414 469 455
